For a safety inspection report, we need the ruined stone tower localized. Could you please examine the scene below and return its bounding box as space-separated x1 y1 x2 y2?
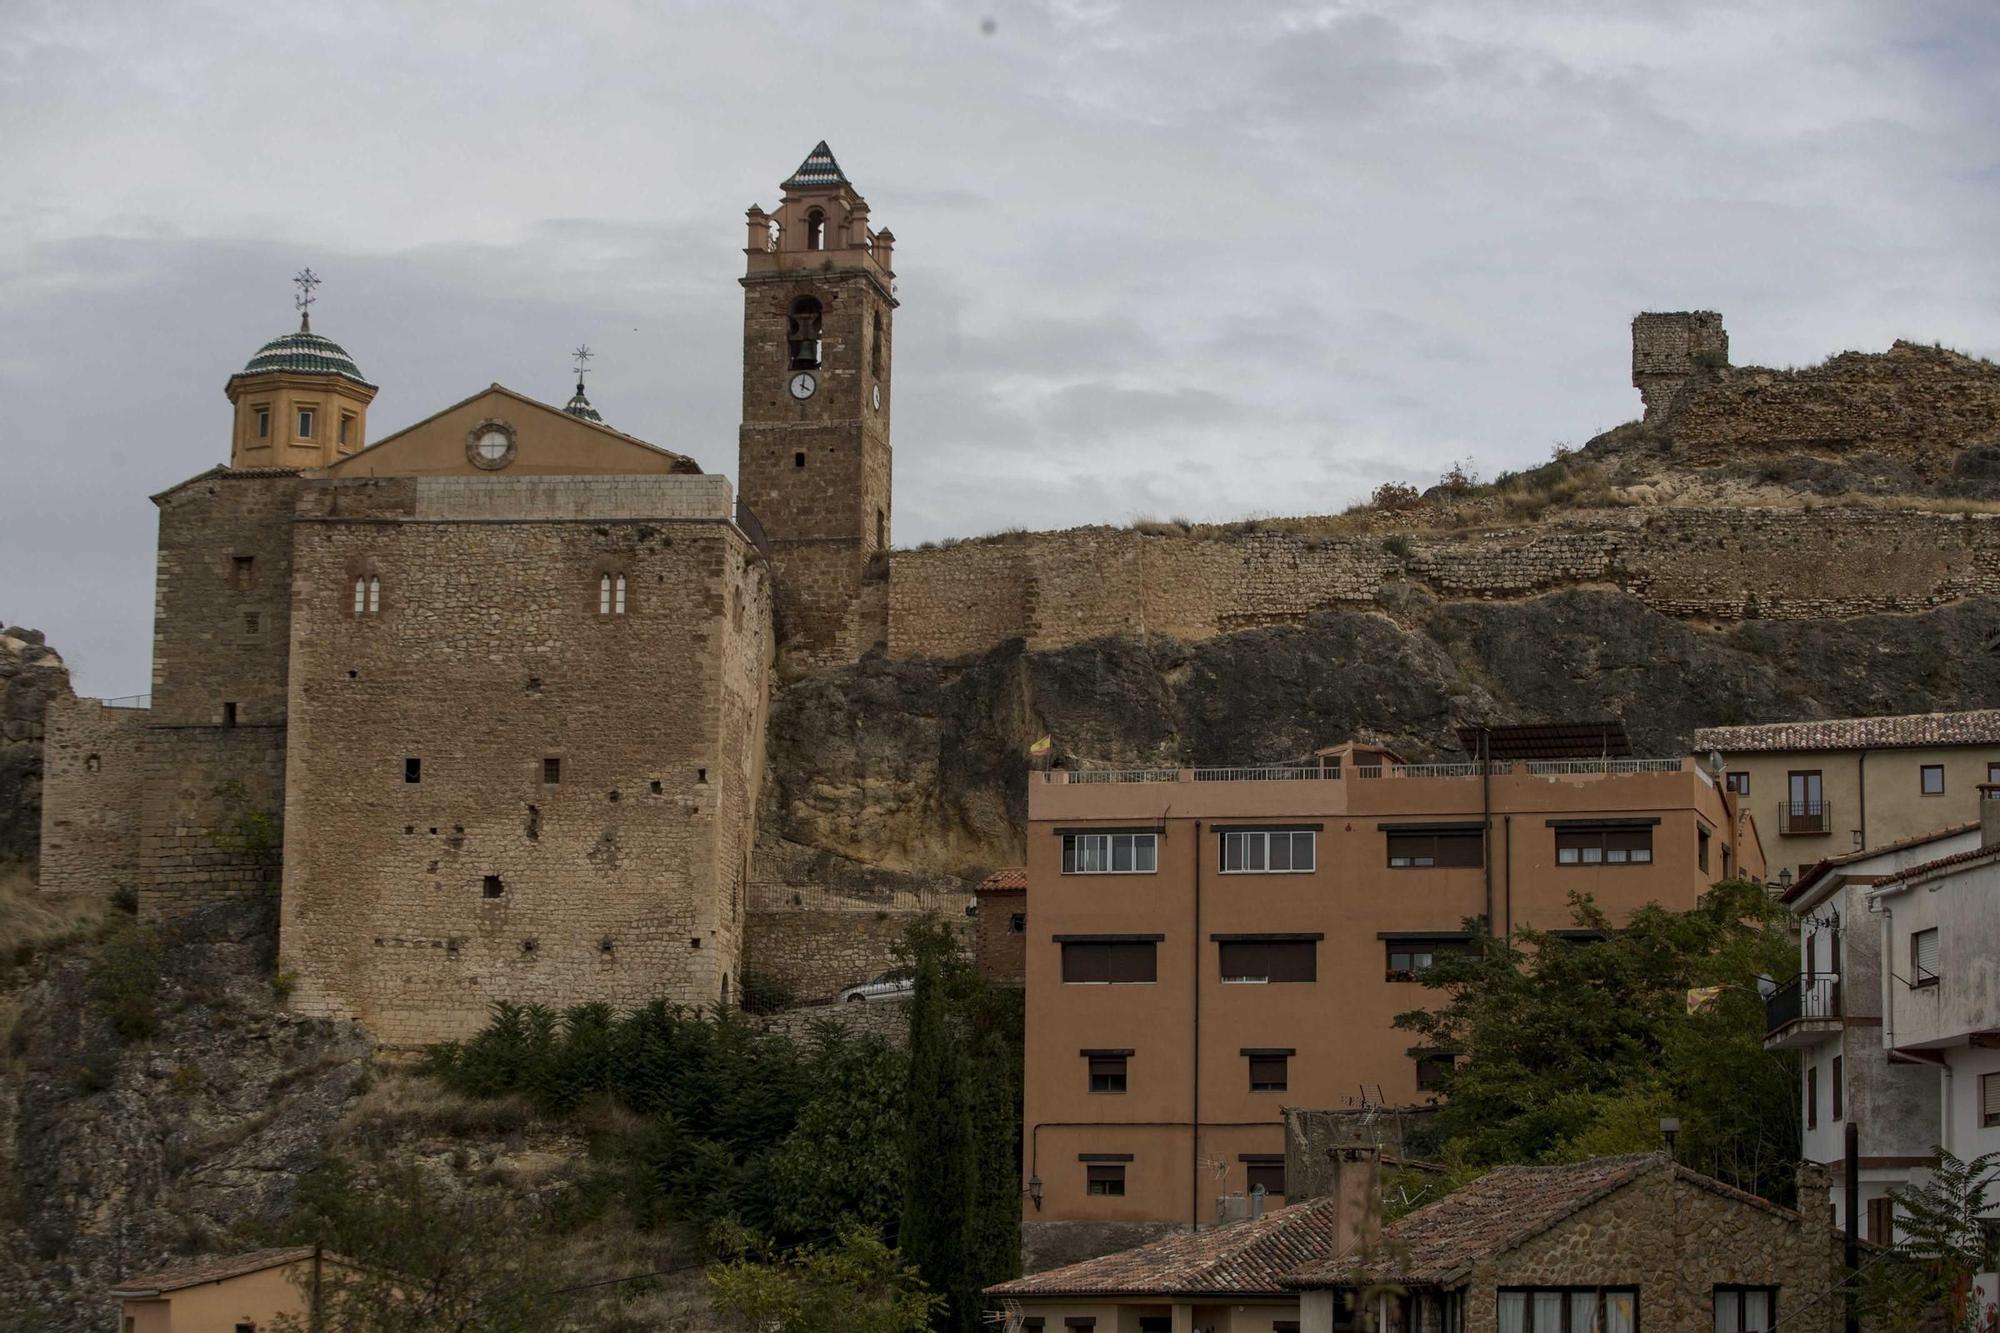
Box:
1631 310 1728 420
737 142 896 667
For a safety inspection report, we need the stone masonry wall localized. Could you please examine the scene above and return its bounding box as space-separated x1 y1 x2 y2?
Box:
1 625 71 862
279 476 770 1046
745 839 974 1001
37 698 148 895
1455 1164 1840 1333
888 506 2000 660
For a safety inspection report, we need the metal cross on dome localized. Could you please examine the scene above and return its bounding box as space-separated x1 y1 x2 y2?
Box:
572 344 594 381
293 267 321 330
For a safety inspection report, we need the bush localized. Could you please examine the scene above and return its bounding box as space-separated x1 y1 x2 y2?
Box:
1382 534 1414 560
1437 460 1480 497
1370 482 1421 511
87 917 162 1043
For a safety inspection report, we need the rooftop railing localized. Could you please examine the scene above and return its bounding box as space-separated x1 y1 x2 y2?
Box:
1040 757 1692 785
1765 974 1841 1043
101 694 152 710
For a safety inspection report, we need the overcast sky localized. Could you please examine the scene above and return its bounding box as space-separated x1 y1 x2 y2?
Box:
5 1 1999 694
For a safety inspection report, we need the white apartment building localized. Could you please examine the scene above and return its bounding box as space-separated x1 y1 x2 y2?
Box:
1864 795 2000 1310
1769 823 1977 1241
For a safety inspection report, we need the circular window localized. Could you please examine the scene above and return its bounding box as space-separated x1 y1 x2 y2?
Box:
466 419 518 470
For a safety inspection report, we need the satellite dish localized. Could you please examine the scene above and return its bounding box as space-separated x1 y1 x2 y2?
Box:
1709 750 1726 775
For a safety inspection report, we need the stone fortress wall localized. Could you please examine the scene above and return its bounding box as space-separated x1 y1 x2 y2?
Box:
37 697 148 895
885 505 2000 661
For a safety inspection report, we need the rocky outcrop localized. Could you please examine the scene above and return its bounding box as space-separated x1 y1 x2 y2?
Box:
0 625 71 862
0 897 371 1329
768 590 2000 875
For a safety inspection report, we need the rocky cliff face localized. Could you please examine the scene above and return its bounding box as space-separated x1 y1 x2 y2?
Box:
0 898 371 1329
767 589 2000 876
0 626 70 863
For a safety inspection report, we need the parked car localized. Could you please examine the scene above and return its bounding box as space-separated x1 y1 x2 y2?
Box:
838 968 916 1003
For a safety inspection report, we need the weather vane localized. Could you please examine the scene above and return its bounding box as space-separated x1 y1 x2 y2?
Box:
293 267 321 331
572 344 594 382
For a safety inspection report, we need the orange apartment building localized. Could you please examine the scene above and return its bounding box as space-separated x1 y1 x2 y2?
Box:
1020 725 1763 1252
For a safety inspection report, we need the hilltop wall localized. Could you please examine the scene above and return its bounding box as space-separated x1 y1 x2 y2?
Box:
1 626 71 862
886 506 2000 660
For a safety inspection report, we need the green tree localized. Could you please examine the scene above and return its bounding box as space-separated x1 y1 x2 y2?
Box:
86 916 162 1043
1396 879 1799 1202
269 1159 574 1332
707 1226 942 1333
898 919 980 1329
768 1023 909 1243
1858 1147 2000 1332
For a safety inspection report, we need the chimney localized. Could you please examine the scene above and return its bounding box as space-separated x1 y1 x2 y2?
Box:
1982 784 2000 850
1331 1147 1383 1255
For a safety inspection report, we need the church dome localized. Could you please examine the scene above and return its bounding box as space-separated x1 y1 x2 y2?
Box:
239 329 374 387
563 380 605 424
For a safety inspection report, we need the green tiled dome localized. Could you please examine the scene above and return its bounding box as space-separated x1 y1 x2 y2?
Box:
240 329 374 386
564 379 605 424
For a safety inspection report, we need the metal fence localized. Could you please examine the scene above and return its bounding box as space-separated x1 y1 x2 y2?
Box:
1765 974 1841 1033
1040 757 1689 785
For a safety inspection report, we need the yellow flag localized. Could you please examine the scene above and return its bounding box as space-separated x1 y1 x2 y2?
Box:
1686 986 1723 1015
1027 735 1053 756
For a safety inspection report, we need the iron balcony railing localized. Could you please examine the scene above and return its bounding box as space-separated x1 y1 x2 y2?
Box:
1779 800 1832 836
1765 974 1841 1035
1039 757 1693 785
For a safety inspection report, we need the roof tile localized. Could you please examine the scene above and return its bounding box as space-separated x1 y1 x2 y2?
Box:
111 1246 321 1295
980 867 1026 892
1696 710 2000 754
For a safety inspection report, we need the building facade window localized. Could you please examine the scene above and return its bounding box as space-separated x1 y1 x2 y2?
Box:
1806 1065 1818 1129
338 412 355 446
1921 764 1945 795
1218 937 1316 983
255 406 271 439
404 757 421 783
1085 1163 1125 1196
543 756 562 785
1867 1196 1894 1245
1243 1155 1286 1196
1912 928 1940 986
1221 829 1316 873
1246 1051 1290 1092
352 575 381 615
1497 1288 1636 1333
1085 1051 1128 1093
599 573 627 615
1713 1286 1776 1332
1984 1072 2000 1128
1062 832 1158 874
1832 1055 1843 1120
1787 770 1827 834
1555 827 1653 865
1699 827 1711 873
297 407 315 439
788 296 823 368
1988 761 2000 788
1386 829 1482 868
1726 771 1750 796
1060 939 1157 984
1415 1053 1454 1092
1385 936 1467 981
232 555 255 589
804 208 825 250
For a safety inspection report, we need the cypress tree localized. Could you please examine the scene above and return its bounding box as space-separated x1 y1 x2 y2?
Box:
899 922 980 1331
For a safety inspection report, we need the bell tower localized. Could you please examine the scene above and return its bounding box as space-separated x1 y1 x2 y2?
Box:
737 142 896 667
225 269 377 469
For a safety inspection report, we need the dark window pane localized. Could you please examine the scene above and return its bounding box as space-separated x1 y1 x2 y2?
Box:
1219 940 1263 981
1109 941 1157 983
1266 939 1316 982
1086 1164 1125 1196
1062 942 1109 983
1246 1159 1286 1195
1249 1054 1288 1091
1088 1054 1127 1093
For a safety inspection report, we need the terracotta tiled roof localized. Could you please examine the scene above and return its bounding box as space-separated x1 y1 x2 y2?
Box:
979 867 1026 893
987 1195 1345 1299
1784 822 1978 902
1868 843 2000 893
1695 711 2000 754
111 1246 322 1296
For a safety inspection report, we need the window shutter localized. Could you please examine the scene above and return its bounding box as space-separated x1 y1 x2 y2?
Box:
1914 929 1940 980
1982 1072 2000 1127
1268 939 1317 982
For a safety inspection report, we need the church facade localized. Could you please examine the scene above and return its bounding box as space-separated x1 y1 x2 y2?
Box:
37 144 895 1044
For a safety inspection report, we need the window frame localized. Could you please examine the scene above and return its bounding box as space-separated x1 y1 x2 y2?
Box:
1060 937 1160 985
1495 1287 1638 1333
1415 1052 1454 1093
1246 1050 1290 1092
1219 828 1317 875
1084 1162 1126 1197
1242 1154 1286 1197
1726 771 1751 796
1984 1071 2000 1129
1061 831 1159 875
1384 935 1469 982
1216 936 1318 984
1912 927 1940 987
1713 1284 1778 1332
1832 1054 1843 1121
254 405 271 440
1084 1050 1129 1094
1385 828 1483 869
296 405 316 440
1806 1064 1818 1129
1554 826 1654 866
1921 763 1945 796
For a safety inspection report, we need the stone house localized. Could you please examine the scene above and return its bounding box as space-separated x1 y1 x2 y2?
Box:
1285 1155 1838 1333
990 1153 1841 1332
975 865 1027 984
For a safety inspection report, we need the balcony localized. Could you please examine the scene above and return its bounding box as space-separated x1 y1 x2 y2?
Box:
1765 974 1842 1050
1778 800 1832 836
1039 758 1691 786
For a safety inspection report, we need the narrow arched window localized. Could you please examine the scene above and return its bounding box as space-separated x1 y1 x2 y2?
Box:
367 575 380 613
872 310 883 381
788 297 823 370
805 208 825 251
353 577 366 614
599 574 612 615
614 573 627 615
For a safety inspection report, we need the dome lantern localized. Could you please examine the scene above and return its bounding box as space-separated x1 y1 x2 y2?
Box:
224 270 378 469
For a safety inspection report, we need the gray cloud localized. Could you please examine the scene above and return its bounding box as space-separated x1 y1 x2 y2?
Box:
3 0 1999 692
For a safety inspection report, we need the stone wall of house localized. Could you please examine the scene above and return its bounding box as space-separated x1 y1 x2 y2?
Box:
36 697 148 895
277 475 771 1046
744 840 975 1001
973 888 1025 985
886 506 2000 661
1456 1162 1841 1333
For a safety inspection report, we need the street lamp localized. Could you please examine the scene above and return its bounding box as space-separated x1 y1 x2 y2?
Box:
1660 1117 1680 1160
1027 1174 1043 1211
1776 867 1793 891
